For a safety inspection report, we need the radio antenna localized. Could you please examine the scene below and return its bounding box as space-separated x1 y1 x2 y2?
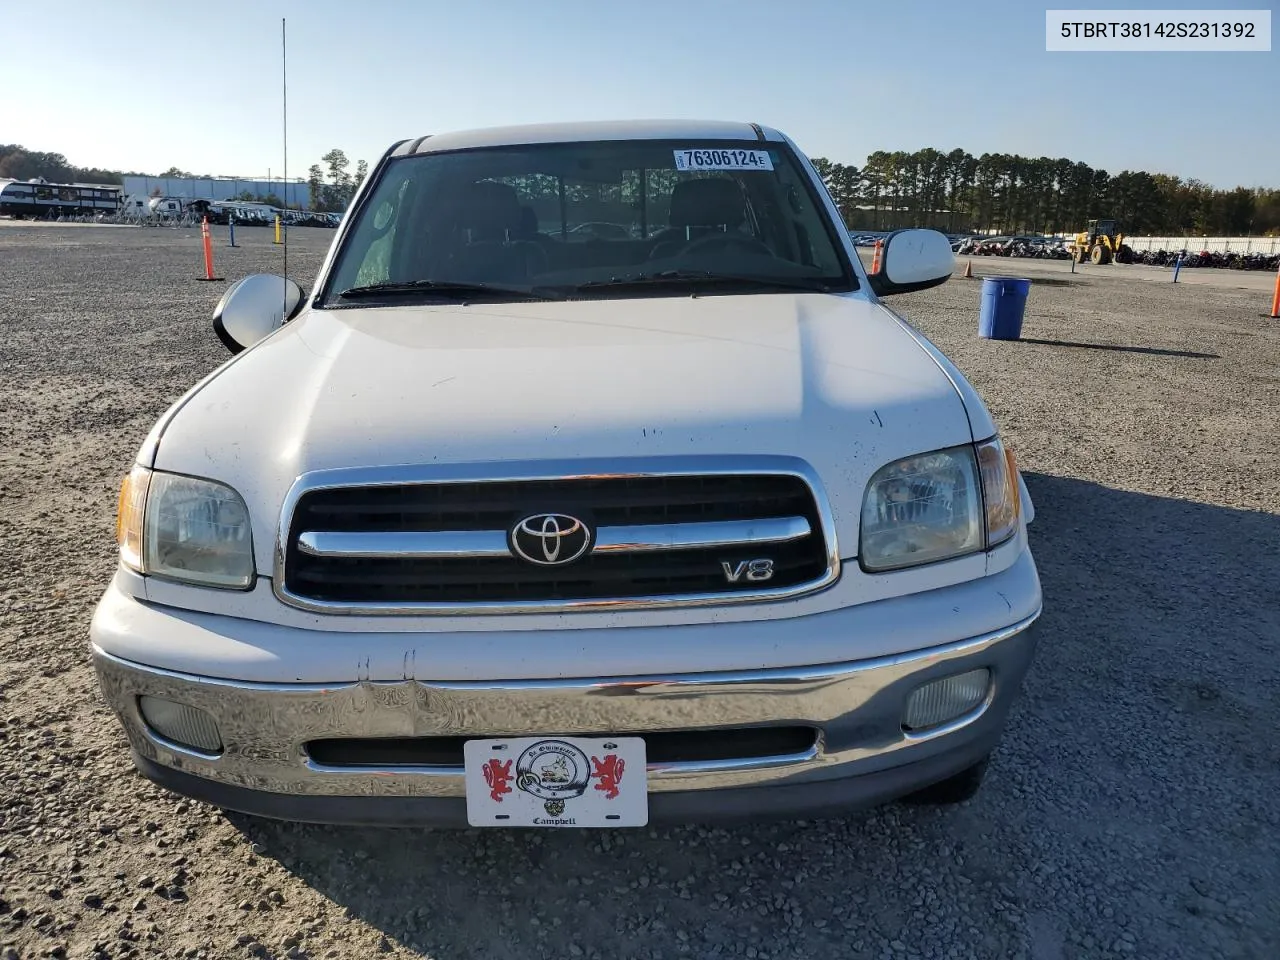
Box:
281 17 289 314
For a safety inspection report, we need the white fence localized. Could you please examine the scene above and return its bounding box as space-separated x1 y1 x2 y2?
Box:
1123 236 1280 254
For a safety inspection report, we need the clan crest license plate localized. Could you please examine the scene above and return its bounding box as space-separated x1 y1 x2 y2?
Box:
463 736 648 828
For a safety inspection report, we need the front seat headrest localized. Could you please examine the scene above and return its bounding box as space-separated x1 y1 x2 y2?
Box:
669 178 746 229
457 180 523 241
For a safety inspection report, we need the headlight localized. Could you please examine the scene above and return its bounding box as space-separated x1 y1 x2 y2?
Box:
115 467 255 589
860 446 984 571
860 437 1022 572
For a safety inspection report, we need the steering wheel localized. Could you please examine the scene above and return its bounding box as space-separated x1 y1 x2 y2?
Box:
680 232 773 258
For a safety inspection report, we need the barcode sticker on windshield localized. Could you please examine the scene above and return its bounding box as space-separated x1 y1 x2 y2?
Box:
673 149 774 172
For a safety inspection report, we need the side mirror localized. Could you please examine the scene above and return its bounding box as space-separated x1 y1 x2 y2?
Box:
212 274 304 354
867 229 954 297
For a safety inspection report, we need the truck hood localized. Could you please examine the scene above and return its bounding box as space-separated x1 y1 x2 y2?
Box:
153 293 973 571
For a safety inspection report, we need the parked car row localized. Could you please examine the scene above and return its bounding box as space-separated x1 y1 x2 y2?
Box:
200 205 341 229
847 233 1069 259
1130 248 1280 270
952 235 1072 259
948 236 1280 269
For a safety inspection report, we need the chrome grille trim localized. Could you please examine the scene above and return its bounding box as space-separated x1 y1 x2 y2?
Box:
592 516 811 554
273 455 841 616
298 530 510 559
297 516 811 560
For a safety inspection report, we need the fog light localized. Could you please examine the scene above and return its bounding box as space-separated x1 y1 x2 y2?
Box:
138 696 223 753
903 668 991 732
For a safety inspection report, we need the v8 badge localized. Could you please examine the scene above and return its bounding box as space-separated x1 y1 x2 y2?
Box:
722 559 775 583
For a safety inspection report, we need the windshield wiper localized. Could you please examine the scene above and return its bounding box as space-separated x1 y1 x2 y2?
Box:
574 270 830 294
336 279 564 301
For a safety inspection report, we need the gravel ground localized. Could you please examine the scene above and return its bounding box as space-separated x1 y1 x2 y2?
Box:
1 222 1277 960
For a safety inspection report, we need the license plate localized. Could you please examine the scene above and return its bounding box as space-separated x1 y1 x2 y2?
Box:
463 736 648 828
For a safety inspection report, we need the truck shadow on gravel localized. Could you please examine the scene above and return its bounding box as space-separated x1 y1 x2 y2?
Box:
1016 337 1220 359
221 472 1280 960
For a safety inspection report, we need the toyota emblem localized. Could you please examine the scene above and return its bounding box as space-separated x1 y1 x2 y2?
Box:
510 514 592 566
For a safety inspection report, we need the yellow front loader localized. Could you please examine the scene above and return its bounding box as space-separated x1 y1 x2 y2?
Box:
1069 219 1131 264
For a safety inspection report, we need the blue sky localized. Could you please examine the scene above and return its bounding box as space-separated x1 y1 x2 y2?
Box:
2 0 1275 187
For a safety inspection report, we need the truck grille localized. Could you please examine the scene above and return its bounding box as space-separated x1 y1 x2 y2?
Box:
278 467 835 612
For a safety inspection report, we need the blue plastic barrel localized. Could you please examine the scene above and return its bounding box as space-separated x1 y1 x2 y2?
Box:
978 277 1032 340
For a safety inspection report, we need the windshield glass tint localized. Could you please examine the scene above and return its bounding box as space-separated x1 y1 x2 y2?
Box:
326 140 855 298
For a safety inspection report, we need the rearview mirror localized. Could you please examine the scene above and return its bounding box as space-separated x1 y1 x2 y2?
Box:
212 274 304 354
867 229 954 297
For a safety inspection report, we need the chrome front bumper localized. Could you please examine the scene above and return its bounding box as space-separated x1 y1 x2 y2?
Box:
92 609 1039 819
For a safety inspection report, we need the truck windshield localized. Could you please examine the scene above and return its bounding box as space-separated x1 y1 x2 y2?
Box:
324 139 856 302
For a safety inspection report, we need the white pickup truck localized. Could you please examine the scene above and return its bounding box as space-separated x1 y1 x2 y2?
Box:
91 120 1041 828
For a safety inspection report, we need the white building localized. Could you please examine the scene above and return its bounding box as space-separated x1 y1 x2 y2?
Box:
121 175 310 209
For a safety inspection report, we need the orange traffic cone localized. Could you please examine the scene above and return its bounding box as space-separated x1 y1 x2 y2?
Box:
197 216 224 282
963 259 973 278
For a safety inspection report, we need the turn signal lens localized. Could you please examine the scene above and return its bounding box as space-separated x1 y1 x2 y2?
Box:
976 437 1019 548
116 465 152 571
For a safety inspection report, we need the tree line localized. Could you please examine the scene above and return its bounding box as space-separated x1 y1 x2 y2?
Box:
4 142 1277 235
810 149 1280 236
307 149 367 212
0 145 140 186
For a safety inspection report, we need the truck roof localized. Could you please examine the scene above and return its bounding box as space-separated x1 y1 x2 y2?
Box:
395 119 785 156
